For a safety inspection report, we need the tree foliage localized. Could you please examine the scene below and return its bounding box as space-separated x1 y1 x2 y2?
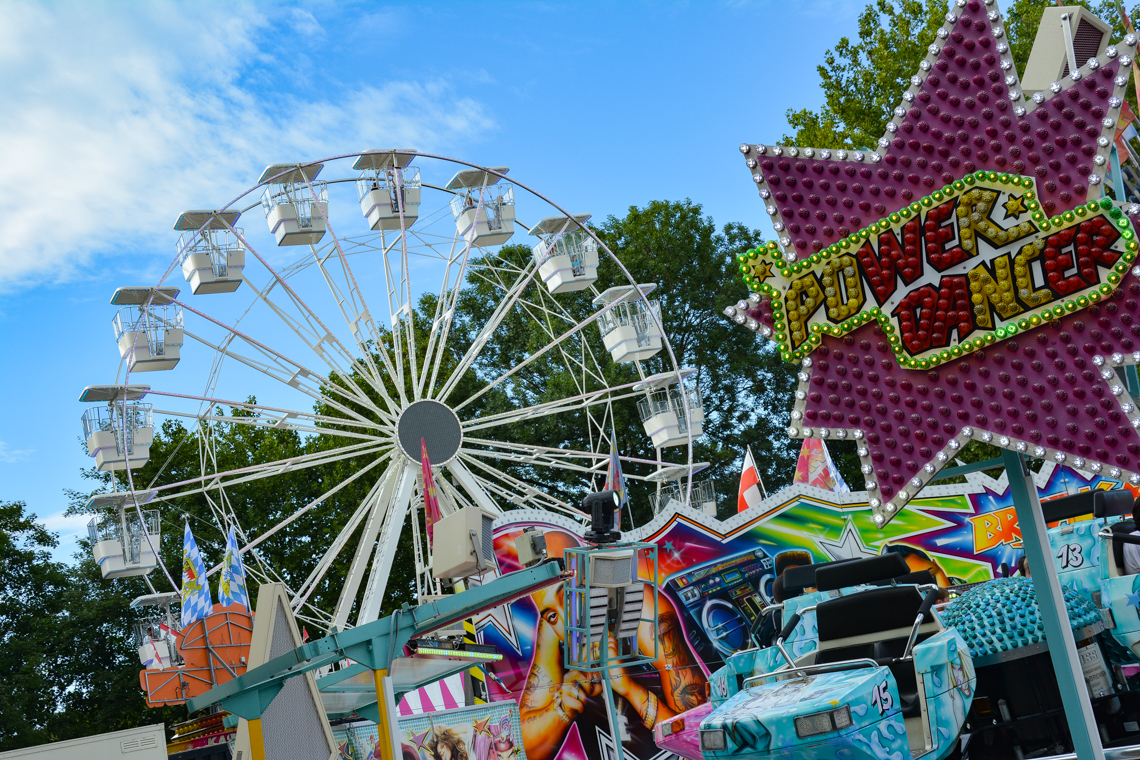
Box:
785 0 1138 151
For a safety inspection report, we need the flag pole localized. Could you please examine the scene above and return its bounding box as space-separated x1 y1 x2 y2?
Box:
747 445 768 498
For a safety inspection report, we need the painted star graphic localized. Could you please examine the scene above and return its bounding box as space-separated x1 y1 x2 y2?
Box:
664 540 676 553
728 0 1140 525
817 519 879 561
472 718 493 738
1127 591 1140 610
1002 193 1027 219
410 730 432 753
751 258 775 285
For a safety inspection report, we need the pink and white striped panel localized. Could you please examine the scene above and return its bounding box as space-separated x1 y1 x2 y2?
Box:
396 673 465 715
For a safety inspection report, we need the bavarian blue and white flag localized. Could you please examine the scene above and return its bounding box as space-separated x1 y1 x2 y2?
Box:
218 525 250 611
180 521 213 627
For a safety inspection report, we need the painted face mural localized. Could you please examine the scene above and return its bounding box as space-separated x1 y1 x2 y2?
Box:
466 462 1133 760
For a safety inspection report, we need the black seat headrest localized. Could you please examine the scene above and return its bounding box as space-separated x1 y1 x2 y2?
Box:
1041 489 1134 523
1096 490 1135 519
782 558 857 597
816 553 910 591
870 570 936 588
816 586 931 642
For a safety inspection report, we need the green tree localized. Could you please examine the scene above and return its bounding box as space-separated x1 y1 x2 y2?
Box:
0 502 72 750
785 0 1137 151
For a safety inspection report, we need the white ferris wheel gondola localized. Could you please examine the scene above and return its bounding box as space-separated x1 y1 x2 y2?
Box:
79 384 153 471
592 283 663 363
446 166 515 246
175 210 245 294
634 369 705 449
110 287 183 372
258 163 328 246
530 214 598 294
85 490 161 580
354 150 421 231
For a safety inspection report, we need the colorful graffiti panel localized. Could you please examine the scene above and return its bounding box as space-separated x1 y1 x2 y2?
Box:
471 462 1137 760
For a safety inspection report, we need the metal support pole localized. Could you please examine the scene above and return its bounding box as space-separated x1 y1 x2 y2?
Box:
1001 449 1104 760
246 718 266 760
1127 364 1140 399
372 668 400 760
601 672 626 760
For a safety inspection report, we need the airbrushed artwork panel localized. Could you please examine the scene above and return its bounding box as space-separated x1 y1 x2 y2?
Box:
472 462 1135 760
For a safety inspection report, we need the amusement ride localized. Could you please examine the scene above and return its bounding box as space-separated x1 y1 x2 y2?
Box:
79 149 713 630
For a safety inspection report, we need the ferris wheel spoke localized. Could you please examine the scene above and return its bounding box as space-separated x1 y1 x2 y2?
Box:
306 248 402 414
435 260 542 403
453 453 584 517
203 452 394 576
152 406 384 442
221 218 382 391
445 457 504 516
451 292 638 414
331 460 401 632
290 474 385 611
460 382 645 433
461 436 674 475
146 390 385 434
152 440 389 503
357 461 416 625
418 236 476 401
240 274 392 416
175 303 383 425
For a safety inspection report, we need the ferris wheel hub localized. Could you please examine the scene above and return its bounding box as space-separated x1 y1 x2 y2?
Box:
395 399 463 465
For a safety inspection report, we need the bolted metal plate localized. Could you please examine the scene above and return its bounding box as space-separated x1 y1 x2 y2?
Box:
396 400 462 464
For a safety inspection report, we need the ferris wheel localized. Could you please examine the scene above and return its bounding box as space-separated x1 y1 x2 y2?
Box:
79 151 711 633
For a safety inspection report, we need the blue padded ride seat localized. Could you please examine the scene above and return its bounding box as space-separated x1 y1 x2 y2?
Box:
815 585 932 718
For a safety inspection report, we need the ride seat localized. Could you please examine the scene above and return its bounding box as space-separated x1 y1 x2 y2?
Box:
1110 520 1137 578
814 586 940 718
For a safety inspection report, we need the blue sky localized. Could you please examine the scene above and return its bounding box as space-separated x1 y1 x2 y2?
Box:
0 0 866 559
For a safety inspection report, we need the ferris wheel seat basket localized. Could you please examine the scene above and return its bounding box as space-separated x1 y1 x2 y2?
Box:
117 327 183 372
265 200 328 246
360 185 421 231
602 323 663 363
139 638 174 670
534 243 599 294
92 537 160 579
182 250 245 294
456 205 516 247
90 436 152 471
140 602 254 707
640 412 704 449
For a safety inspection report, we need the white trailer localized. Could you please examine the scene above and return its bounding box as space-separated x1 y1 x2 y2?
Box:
0 724 166 760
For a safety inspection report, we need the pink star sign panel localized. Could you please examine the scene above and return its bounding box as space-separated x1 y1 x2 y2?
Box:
725 0 1140 525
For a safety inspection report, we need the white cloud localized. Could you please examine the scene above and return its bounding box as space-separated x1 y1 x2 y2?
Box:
288 8 325 38
0 1 495 289
0 439 33 462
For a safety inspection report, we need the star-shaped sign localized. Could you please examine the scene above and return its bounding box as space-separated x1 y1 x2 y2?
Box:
727 0 1140 525
1002 193 1027 219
